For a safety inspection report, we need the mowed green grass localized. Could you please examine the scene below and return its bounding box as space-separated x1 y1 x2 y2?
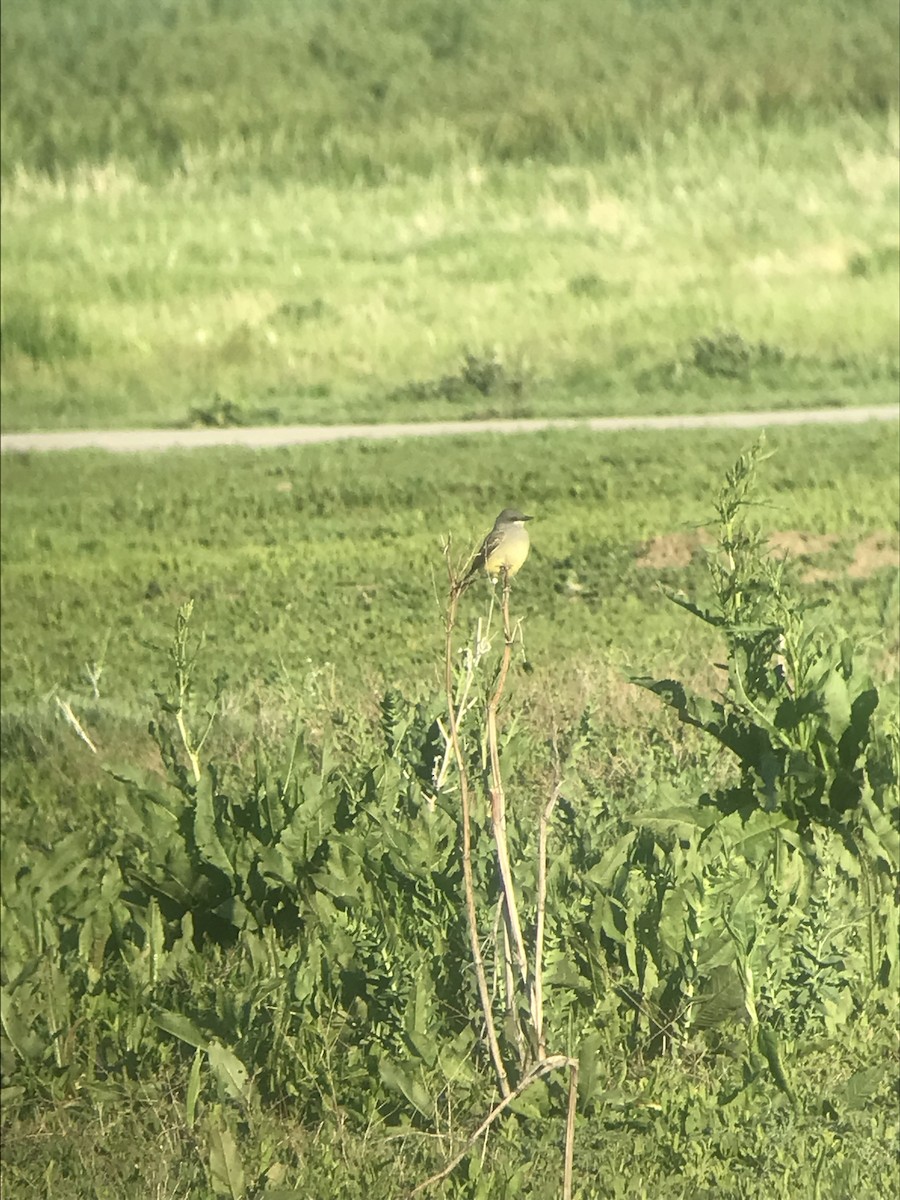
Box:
2 119 898 432
2 422 897 770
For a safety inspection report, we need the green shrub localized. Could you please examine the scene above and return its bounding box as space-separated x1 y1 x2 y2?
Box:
626 438 898 1059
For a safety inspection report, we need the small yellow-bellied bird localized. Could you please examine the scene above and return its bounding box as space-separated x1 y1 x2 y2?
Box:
461 508 533 589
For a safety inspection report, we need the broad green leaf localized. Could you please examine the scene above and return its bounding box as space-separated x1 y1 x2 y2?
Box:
659 587 724 627
437 1044 477 1087
591 894 625 946
406 1027 439 1068
213 896 255 931
147 897 165 987
257 846 294 886
152 1010 209 1050
193 774 233 877
186 1048 203 1129
629 806 716 834
544 957 585 988
840 1064 886 1111
404 974 438 1066
29 834 90 906
822 988 855 1035
590 832 637 889
0 987 46 1062
691 965 747 1029
378 1058 434 1119
822 667 852 738
860 822 900 872
578 1031 605 1103
757 1025 794 1103
207 1119 245 1199
208 1040 250 1104
509 1079 549 1118
717 807 793 853
630 676 769 765
656 902 689 958
311 871 359 900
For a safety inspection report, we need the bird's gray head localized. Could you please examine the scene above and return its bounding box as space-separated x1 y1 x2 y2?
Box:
496 508 533 525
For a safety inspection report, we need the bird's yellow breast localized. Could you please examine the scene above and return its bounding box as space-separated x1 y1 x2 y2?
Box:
484 526 530 578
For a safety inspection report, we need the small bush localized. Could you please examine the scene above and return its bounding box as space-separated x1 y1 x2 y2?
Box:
391 350 527 405
691 330 786 380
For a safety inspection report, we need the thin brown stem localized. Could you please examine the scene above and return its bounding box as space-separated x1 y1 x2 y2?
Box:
444 571 510 1097
501 919 528 1071
563 1058 579 1200
533 782 563 1057
487 578 530 994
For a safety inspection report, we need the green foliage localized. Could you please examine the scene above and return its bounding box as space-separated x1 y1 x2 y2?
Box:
2 606 473 1126
3 116 897 432
2 0 899 1172
849 243 900 278
634 439 898 844
2 0 896 183
389 350 528 410
690 330 786 381
638 441 896 837
2 424 897 740
623 438 898 1073
1 438 898 1195
0 297 90 364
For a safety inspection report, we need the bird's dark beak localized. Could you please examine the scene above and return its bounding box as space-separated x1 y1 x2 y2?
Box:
523 514 534 522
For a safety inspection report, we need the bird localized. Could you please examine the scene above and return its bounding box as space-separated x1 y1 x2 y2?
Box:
460 509 533 590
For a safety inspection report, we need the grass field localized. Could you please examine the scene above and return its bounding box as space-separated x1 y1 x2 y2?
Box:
3 119 898 433
4 0 897 182
2 1 899 1196
3 423 898 732
2 424 899 1197
1 0 898 432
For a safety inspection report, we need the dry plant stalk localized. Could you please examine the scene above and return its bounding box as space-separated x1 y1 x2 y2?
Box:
55 696 98 754
534 781 563 1057
431 551 579 1199
487 583 530 997
444 553 510 1097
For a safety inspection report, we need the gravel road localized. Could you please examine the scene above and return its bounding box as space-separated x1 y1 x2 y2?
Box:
1 405 897 454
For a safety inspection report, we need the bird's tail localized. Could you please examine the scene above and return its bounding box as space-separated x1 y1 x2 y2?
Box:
456 554 483 594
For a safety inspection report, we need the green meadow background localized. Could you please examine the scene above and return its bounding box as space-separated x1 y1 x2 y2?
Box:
1 2 899 1197
1 0 898 431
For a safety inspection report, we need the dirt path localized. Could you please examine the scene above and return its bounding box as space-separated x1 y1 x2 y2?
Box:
1 405 897 454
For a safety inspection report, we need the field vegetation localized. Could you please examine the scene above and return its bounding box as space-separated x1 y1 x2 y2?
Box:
1 1 899 1197
3 426 899 1197
1 0 898 431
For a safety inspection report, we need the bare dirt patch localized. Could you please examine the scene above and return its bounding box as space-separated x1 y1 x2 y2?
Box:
774 529 899 583
634 529 899 583
768 531 840 557
635 531 709 569
768 530 842 584
848 532 900 580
